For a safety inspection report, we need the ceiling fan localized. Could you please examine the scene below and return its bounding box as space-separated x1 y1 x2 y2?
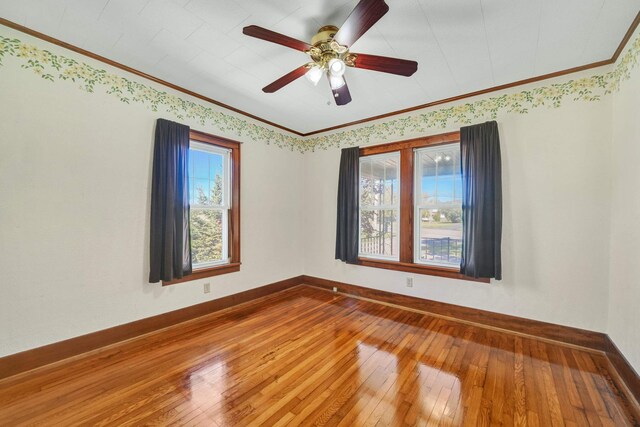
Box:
242 0 418 106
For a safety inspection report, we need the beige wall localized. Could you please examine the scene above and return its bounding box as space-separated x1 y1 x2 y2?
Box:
303 93 613 333
0 29 305 357
608 49 640 371
1 23 639 375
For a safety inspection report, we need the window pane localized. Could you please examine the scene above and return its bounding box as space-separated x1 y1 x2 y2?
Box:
191 150 210 180
417 208 462 266
193 178 210 205
437 176 454 205
417 146 461 206
188 138 235 271
359 209 399 259
416 143 463 267
190 208 224 266
209 154 224 205
360 154 399 207
190 148 224 206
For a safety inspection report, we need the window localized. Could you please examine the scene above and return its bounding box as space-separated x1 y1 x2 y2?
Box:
357 132 486 282
189 141 230 268
359 152 400 260
414 145 462 267
165 130 240 285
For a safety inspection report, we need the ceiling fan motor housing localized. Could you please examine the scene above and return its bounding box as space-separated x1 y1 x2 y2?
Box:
308 26 355 69
311 25 339 46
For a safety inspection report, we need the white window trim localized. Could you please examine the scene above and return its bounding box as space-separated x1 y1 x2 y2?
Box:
358 151 401 262
413 144 462 268
189 140 232 269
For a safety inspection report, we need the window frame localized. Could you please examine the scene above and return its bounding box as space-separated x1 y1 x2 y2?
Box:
413 144 463 268
189 141 231 269
358 151 401 262
163 130 241 286
356 131 488 283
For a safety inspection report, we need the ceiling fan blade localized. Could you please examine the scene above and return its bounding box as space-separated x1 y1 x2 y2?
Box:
328 75 352 106
350 53 418 76
243 25 312 52
262 65 309 93
333 0 389 47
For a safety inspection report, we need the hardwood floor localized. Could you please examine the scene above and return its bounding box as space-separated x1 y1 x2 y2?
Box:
0 286 637 426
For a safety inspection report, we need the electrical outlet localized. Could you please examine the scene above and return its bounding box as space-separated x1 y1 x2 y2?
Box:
203 283 211 294
406 277 413 287
332 286 338 293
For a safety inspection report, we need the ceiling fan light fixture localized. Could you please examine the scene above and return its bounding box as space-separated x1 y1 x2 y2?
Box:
305 65 323 86
243 0 418 106
328 58 346 77
329 75 345 90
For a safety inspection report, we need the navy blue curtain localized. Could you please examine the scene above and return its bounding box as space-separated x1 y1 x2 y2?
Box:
460 121 502 280
149 119 192 283
335 147 360 264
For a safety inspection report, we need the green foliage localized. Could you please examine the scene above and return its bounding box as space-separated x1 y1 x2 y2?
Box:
422 208 462 224
191 208 222 265
190 175 225 265
211 174 223 205
360 178 397 238
441 208 462 223
360 177 376 237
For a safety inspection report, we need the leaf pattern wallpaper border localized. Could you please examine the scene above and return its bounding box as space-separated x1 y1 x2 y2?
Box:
0 31 302 152
0 25 639 153
302 28 640 151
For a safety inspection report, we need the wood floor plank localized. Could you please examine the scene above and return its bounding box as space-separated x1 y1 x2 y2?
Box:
0 285 637 426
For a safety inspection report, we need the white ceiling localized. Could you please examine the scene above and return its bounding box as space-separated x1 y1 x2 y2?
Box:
1 0 638 133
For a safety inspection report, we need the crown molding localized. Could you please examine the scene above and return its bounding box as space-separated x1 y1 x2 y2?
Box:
1 11 639 137
612 11 640 63
304 10 640 137
301 59 614 136
0 17 304 137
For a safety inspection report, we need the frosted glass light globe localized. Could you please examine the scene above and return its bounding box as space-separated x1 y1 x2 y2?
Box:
328 58 346 77
305 66 323 86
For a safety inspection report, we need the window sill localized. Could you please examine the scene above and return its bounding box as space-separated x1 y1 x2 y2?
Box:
357 258 490 283
162 262 241 286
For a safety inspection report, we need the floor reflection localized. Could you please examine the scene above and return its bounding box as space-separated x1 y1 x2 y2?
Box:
187 357 228 425
2 287 634 426
350 333 463 425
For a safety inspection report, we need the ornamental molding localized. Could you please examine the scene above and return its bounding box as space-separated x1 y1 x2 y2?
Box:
0 26 639 153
